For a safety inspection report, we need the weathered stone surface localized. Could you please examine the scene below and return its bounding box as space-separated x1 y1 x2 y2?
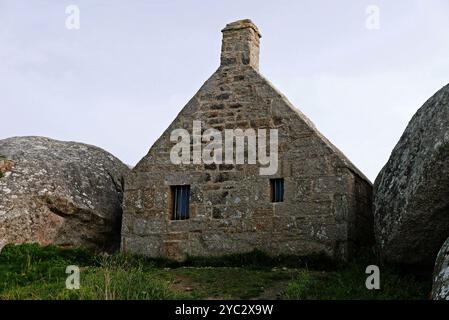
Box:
0 136 129 251
122 19 373 261
374 84 449 271
432 237 449 300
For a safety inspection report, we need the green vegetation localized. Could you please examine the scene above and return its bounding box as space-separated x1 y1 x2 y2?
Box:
0 244 431 300
284 267 430 300
0 244 183 300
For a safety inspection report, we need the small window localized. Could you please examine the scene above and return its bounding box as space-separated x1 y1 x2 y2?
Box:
271 178 284 203
171 185 190 220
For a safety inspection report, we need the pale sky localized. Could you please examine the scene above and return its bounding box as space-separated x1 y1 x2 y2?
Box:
1 0 449 181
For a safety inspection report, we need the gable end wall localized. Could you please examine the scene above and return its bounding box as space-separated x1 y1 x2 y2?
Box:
121 65 373 261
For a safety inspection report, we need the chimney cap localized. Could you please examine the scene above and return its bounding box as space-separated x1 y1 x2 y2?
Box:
221 19 261 38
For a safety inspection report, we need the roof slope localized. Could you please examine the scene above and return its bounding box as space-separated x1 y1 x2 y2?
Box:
133 19 371 185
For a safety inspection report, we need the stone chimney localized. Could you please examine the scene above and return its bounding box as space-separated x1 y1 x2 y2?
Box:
220 19 261 71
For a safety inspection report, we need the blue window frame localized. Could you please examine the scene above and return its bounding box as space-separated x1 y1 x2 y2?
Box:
171 185 190 220
271 178 284 203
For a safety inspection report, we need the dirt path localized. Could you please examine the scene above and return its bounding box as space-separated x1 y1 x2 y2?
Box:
254 279 290 300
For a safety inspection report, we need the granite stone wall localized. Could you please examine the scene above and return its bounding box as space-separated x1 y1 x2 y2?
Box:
121 20 373 261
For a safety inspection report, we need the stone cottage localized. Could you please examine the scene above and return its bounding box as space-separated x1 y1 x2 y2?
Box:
121 19 373 261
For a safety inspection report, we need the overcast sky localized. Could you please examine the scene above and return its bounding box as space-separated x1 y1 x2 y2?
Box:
1 0 448 181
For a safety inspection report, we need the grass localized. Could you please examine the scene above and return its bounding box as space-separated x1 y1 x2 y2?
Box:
284 266 430 300
0 244 431 300
149 266 296 299
0 244 184 300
